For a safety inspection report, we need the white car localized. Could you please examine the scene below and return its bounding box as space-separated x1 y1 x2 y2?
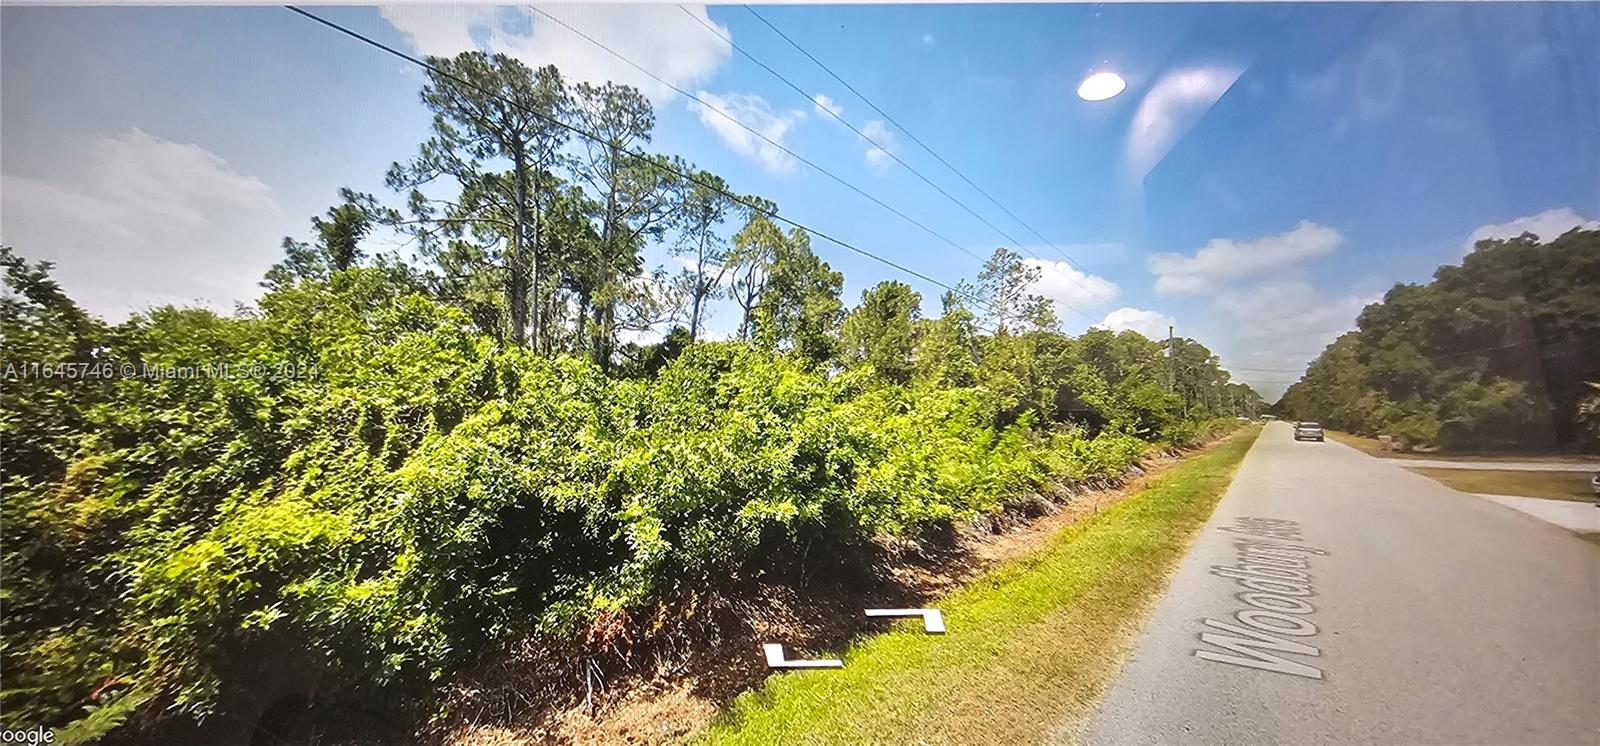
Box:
1293 422 1325 442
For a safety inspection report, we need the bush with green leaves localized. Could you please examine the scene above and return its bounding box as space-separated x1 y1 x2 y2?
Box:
2 254 1239 740
1278 228 1600 449
3 47 1266 739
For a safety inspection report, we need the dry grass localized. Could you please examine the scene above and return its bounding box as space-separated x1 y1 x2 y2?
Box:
1408 467 1597 502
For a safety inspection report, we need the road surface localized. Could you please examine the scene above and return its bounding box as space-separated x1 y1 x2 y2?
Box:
1473 494 1600 535
1076 422 1600 746
1380 458 1598 472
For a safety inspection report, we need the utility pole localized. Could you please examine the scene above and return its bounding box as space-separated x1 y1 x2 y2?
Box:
1166 325 1175 392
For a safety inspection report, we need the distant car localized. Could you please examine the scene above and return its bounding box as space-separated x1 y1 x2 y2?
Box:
1293 422 1325 442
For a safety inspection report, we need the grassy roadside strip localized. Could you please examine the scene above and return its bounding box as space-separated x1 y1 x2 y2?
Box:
1329 430 1600 465
692 426 1263 745
1326 430 1392 456
1407 467 1596 503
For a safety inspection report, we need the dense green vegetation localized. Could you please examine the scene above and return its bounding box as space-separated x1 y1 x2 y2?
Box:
695 427 1259 745
1277 229 1600 451
0 53 1260 742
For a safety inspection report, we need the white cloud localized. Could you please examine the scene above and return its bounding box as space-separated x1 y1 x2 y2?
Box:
809 95 898 171
690 91 805 175
378 5 732 104
860 119 898 170
1096 307 1173 341
1462 207 1598 253
813 93 843 118
1216 280 1368 344
377 5 490 61
1209 279 1375 397
1 129 286 318
1148 221 1342 295
1023 257 1120 317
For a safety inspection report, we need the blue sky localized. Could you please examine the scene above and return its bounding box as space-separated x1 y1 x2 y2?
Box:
3 3 1597 396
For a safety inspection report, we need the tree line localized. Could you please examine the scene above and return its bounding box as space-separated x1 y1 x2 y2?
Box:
265 52 858 368
0 52 1260 742
1276 228 1600 451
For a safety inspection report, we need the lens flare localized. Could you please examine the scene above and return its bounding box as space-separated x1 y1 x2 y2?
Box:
1077 71 1127 102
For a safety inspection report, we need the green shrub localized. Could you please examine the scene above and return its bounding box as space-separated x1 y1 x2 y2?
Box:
2 264 1232 738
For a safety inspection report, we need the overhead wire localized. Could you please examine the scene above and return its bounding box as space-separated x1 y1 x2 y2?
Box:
1231 338 1565 387
283 5 1001 320
675 5 1108 325
522 5 994 268
742 5 1123 307
1225 365 1314 373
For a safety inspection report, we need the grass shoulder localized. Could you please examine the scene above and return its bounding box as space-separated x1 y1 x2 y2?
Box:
1407 467 1596 502
691 425 1262 745
1329 430 1598 464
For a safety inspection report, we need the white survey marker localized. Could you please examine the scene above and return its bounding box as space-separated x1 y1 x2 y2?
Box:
864 608 946 634
762 643 843 669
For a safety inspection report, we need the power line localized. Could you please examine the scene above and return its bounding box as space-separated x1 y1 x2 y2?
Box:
282 6 997 318
743 6 1122 307
522 5 993 269
1240 338 1564 385
1226 365 1311 373
676 5 1107 325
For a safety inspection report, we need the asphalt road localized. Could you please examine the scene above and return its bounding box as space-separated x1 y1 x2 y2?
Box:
1075 422 1600 746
